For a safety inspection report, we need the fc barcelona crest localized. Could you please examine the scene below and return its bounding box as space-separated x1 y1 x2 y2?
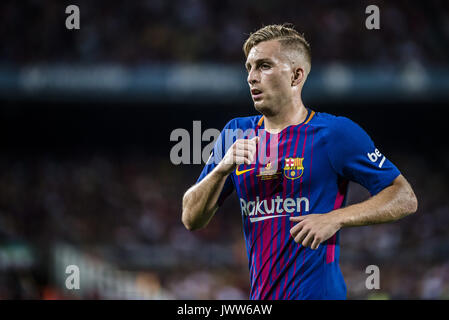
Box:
283 157 304 180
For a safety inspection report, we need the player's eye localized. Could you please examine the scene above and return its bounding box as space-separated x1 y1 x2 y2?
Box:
261 63 271 70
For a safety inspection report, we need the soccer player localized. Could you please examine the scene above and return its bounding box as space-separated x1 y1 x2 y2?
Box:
181 24 418 300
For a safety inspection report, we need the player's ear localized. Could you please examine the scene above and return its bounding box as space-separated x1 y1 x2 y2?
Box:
291 67 304 86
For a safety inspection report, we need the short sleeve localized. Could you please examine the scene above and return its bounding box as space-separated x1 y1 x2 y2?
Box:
196 121 235 206
326 117 400 196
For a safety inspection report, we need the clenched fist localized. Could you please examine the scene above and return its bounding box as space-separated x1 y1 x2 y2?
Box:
216 136 259 176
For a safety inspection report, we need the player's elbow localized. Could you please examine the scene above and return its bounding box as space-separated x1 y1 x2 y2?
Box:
182 210 200 231
182 215 194 231
393 175 418 217
182 211 208 231
181 201 205 231
182 192 200 231
405 189 418 215
399 182 418 217
181 187 215 231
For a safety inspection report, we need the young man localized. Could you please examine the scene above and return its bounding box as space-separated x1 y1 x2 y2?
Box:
181 24 418 300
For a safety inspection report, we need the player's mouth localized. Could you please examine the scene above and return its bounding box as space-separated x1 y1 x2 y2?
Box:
251 88 263 100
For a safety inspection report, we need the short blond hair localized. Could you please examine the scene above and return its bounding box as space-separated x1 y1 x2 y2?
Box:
243 24 311 73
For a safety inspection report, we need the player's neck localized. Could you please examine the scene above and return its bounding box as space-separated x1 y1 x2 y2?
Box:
263 103 308 134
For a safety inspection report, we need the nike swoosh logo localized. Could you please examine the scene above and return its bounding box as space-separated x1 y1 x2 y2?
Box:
235 167 255 176
250 215 288 223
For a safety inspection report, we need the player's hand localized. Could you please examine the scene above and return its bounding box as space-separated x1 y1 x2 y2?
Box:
216 136 259 176
289 213 342 250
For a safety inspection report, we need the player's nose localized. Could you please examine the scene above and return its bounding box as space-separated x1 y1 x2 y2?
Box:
247 70 260 85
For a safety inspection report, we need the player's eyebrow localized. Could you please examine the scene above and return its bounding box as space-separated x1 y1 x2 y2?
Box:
245 58 273 71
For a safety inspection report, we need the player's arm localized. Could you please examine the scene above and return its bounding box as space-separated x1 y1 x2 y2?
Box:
290 174 417 249
182 136 258 231
290 116 418 249
329 173 417 227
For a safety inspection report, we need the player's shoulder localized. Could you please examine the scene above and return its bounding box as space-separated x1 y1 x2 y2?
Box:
310 110 364 135
223 115 263 130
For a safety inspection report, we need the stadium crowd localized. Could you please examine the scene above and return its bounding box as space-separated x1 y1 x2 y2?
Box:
0 0 448 66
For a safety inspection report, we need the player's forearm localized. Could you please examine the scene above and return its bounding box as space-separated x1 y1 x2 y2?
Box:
332 175 418 228
182 166 230 231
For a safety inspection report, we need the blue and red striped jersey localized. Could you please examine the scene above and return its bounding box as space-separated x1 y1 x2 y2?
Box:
196 108 400 300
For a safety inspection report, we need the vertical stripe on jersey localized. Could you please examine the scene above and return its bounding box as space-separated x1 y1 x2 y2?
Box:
259 131 275 299
273 125 295 299
292 124 310 298
237 162 251 295
250 121 264 299
266 130 277 291
269 127 291 299
239 153 255 297
281 123 306 299
326 178 348 264
253 128 266 298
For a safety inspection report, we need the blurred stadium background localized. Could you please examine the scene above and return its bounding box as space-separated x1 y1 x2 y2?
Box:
0 0 448 299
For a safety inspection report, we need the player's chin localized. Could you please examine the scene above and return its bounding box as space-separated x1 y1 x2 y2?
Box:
254 101 274 116
253 97 265 109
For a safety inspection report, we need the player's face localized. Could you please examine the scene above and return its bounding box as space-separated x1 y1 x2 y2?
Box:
245 40 294 115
